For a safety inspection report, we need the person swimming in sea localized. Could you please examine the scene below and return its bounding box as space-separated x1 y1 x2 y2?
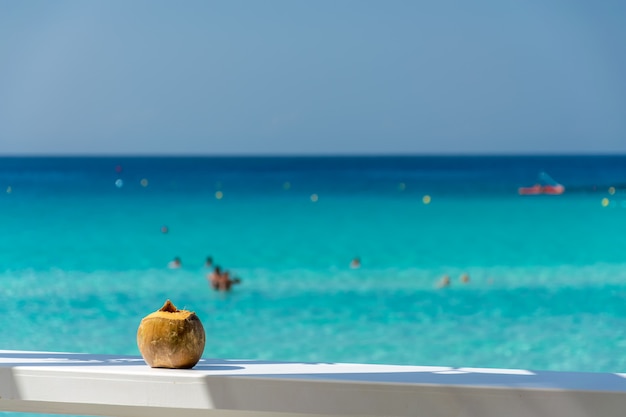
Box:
208 266 222 290
217 270 241 292
168 257 182 269
350 257 361 269
207 266 241 292
437 275 451 288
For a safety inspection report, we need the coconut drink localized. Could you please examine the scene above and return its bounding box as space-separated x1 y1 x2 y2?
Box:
137 300 206 369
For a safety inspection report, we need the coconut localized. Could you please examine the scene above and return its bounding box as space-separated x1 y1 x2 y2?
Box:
137 300 206 369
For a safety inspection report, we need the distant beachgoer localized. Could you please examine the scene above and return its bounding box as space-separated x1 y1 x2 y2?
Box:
161 225 169 234
205 256 213 268
168 257 182 269
460 273 470 284
437 275 451 288
219 271 234 291
218 271 242 292
208 266 242 292
208 266 222 290
350 257 361 269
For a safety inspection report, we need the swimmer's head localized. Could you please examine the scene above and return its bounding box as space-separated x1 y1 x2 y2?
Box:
168 257 182 269
438 275 451 288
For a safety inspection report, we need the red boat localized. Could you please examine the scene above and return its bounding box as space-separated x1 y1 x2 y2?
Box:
518 172 565 195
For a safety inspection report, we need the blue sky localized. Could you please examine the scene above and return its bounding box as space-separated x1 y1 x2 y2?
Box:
1 1 625 155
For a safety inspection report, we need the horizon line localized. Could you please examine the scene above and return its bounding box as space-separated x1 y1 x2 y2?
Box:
1 152 626 158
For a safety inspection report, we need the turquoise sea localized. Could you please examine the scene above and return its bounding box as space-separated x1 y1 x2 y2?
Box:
2 156 626 376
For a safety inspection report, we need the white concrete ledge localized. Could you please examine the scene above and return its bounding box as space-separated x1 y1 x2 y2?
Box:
1 350 626 417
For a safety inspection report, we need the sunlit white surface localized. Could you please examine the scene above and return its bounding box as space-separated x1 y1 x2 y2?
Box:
1 350 626 417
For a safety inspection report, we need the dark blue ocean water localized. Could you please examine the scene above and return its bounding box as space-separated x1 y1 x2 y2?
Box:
1 155 626 376
2 155 624 197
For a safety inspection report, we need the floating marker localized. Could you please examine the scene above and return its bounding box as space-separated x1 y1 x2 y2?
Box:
140 178 149 187
601 198 609 207
310 194 319 202
609 187 616 195
398 182 406 191
6 186 12 194
115 179 124 188
215 191 223 200
422 195 431 204
283 181 291 190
